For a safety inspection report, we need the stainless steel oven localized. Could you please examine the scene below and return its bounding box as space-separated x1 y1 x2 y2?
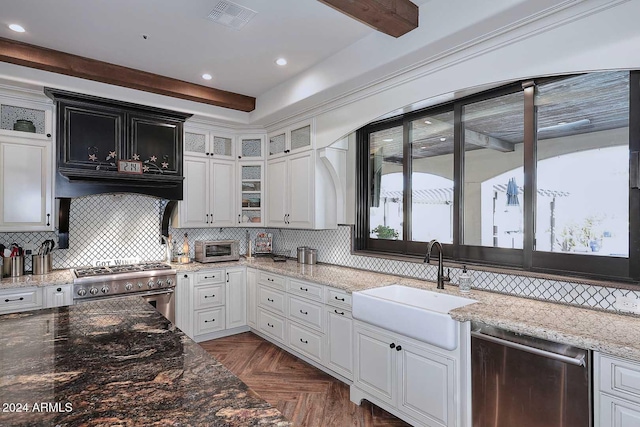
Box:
141 289 175 324
194 240 239 263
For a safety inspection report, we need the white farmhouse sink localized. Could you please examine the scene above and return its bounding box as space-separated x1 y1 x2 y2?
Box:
352 285 477 350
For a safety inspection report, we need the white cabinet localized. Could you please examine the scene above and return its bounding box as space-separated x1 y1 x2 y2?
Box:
226 268 246 329
43 284 73 308
326 306 353 380
595 352 640 427
0 286 43 314
267 151 314 228
174 156 236 228
246 268 258 328
184 127 235 160
238 162 264 226
268 120 313 159
0 135 53 231
352 321 462 427
179 268 249 342
238 134 265 160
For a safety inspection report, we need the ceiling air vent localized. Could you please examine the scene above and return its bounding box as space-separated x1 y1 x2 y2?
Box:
206 1 257 30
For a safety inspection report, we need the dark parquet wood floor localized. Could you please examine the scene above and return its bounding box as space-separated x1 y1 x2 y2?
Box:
200 332 411 427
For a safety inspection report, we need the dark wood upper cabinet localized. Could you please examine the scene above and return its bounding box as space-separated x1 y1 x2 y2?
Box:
45 88 192 199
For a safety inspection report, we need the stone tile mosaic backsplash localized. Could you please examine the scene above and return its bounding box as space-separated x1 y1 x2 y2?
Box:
0 194 637 313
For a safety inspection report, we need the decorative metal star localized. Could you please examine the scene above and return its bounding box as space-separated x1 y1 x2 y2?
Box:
88 154 97 161
108 151 116 159
161 162 169 169
143 165 150 172
132 153 140 160
150 155 157 162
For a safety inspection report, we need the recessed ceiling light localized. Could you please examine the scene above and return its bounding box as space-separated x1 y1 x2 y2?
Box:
275 58 287 66
9 24 25 33
383 138 393 142
440 137 446 142
424 120 432 124
202 73 213 80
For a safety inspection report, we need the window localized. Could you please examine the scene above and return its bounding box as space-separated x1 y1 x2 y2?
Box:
356 71 639 281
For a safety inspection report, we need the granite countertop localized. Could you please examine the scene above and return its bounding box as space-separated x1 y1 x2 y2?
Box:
5 257 640 363
0 296 290 427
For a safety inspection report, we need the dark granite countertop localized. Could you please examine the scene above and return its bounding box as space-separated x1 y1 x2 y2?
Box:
0 297 290 426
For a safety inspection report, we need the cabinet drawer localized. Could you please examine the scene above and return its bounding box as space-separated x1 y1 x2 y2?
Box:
258 308 286 343
600 354 640 404
288 279 323 301
288 295 323 332
289 322 323 362
326 287 352 308
195 270 225 285
194 307 226 335
0 287 42 314
258 271 286 290
194 284 224 310
258 285 285 315
599 393 640 426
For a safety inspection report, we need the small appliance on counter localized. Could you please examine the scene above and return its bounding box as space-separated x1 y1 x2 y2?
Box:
194 240 239 263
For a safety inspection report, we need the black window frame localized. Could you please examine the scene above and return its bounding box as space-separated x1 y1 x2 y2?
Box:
355 71 640 282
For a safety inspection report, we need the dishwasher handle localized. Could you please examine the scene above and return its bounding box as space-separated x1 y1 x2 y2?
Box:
471 330 586 367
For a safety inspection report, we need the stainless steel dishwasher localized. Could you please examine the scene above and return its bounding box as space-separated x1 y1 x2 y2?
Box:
471 322 591 427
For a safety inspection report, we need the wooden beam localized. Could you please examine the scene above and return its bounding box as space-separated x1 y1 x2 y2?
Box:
318 0 418 38
465 128 514 152
0 37 255 112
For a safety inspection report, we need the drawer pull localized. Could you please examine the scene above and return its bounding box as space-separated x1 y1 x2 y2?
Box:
267 278 274 282
4 297 24 303
334 309 345 315
204 294 216 298
204 276 217 279
267 298 274 302
300 338 308 344
299 309 308 315
267 322 274 328
300 287 308 291
204 319 216 323
334 296 345 301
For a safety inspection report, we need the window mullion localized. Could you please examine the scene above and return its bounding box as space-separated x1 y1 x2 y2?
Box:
522 80 537 270
629 71 640 279
453 102 463 260
403 119 411 250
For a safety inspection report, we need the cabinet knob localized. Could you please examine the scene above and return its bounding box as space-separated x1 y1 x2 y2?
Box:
46 133 52 138
238 156 242 159
205 152 210 156
56 288 62 292
184 274 188 278
396 345 402 351
389 343 396 349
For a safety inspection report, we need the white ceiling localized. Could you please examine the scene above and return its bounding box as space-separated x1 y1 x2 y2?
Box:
0 0 398 97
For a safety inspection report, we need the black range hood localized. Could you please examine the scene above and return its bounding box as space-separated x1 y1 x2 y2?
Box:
46 88 192 248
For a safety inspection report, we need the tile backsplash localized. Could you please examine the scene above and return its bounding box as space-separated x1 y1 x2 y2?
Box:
0 194 638 313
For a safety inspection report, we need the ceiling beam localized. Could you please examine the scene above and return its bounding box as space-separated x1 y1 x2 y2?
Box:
0 37 256 112
465 128 514 152
318 0 418 38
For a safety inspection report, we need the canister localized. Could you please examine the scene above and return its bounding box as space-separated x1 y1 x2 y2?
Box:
32 254 53 275
2 256 24 277
297 246 309 263
304 249 318 265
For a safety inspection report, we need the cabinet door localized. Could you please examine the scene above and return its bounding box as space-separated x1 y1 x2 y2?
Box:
354 324 396 406
180 157 209 227
226 268 246 329
184 128 209 158
397 341 455 427
268 131 287 158
0 137 53 231
238 134 264 160
326 308 353 379
210 160 236 226
288 152 314 228
246 269 258 328
130 113 182 176
44 285 73 308
239 163 263 226
175 273 192 335
289 122 312 154
267 158 288 227
600 394 640 427
211 133 235 160
59 101 124 171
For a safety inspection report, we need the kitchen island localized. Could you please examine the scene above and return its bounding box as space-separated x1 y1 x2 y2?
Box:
0 296 290 426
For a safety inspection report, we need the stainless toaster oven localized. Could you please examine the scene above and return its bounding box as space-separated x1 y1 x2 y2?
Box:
194 240 239 263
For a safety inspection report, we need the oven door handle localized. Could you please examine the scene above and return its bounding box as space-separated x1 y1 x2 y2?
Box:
141 289 175 297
